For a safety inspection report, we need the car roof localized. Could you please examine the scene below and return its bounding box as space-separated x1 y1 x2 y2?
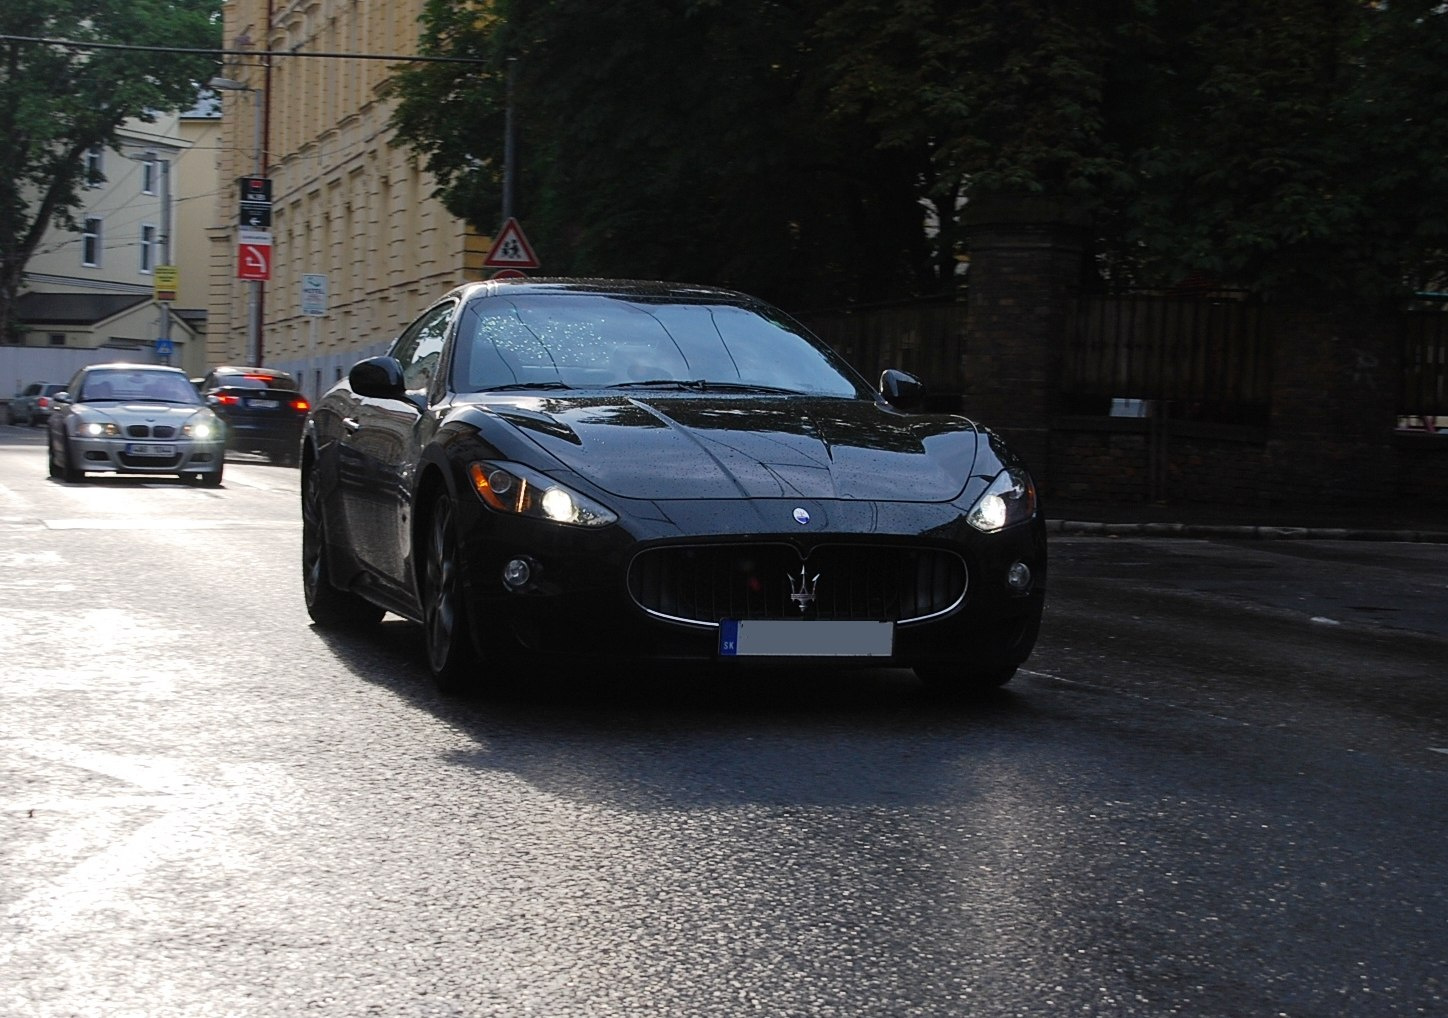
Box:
209 365 292 377
81 362 188 375
445 277 769 307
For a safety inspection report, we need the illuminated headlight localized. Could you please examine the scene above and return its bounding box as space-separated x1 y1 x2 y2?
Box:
467 461 617 527
183 416 220 440
77 419 119 438
967 467 1038 533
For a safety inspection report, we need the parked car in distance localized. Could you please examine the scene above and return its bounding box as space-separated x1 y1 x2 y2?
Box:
301 278 1047 697
200 366 310 465
7 382 66 425
48 363 226 485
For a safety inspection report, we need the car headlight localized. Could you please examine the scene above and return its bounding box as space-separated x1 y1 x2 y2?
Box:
183 415 220 440
967 467 1037 533
467 461 617 527
75 419 119 438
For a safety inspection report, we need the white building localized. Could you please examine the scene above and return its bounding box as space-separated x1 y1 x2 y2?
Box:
4 103 219 396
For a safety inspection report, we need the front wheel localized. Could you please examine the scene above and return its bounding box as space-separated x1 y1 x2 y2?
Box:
301 463 383 628
422 492 477 695
52 436 83 483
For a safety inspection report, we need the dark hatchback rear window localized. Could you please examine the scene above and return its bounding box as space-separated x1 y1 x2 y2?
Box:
214 372 300 391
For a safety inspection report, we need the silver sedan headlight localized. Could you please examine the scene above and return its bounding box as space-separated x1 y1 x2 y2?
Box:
74 417 120 438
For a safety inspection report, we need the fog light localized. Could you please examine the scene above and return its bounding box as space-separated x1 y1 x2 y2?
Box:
1006 561 1032 593
502 557 533 590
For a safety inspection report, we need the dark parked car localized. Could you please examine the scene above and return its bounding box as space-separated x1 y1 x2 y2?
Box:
8 382 65 425
200 366 310 464
302 279 1046 695
48 363 226 485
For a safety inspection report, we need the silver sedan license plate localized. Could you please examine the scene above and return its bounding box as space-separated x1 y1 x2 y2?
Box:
126 443 175 457
719 619 893 657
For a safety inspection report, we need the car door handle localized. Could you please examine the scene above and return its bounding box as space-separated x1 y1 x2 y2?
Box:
343 417 360 433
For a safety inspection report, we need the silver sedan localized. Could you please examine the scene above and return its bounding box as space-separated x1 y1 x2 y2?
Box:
47 363 227 485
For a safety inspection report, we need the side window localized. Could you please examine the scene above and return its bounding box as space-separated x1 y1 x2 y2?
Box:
391 301 456 392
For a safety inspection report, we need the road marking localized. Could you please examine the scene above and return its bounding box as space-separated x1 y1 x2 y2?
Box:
1430 747 1448 756
43 518 299 530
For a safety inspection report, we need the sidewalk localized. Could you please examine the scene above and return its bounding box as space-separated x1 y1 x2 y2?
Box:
1046 498 1448 543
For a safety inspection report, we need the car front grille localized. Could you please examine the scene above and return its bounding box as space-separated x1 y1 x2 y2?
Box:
627 543 967 626
118 453 183 468
125 425 177 438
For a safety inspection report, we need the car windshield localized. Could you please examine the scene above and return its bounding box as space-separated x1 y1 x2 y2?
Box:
449 294 871 399
79 370 202 405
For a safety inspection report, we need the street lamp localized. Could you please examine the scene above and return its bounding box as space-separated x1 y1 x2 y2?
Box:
209 76 264 365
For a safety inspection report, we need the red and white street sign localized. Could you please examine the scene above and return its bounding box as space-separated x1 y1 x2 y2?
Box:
482 217 540 269
237 229 272 281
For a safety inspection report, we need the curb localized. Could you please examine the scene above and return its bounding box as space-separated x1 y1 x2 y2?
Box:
1048 520 1448 543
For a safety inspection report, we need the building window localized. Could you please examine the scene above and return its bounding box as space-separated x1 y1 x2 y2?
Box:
84 147 104 187
82 217 102 267
140 224 156 273
48 333 66 347
141 152 157 195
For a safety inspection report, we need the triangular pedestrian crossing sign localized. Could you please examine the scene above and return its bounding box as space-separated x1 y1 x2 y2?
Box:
482 217 540 269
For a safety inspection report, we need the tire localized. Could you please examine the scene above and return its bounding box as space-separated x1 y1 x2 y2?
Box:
913 663 1017 696
186 465 224 487
56 437 83 483
421 492 477 694
48 435 62 479
301 463 384 629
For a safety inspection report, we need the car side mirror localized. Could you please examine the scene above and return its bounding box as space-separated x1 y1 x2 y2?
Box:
53 392 71 405
879 368 925 411
349 356 408 400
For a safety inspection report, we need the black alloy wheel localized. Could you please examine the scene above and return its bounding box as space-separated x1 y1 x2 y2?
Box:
422 492 477 694
301 463 383 628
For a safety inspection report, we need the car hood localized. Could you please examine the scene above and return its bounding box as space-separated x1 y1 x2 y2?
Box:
473 394 981 502
90 401 206 420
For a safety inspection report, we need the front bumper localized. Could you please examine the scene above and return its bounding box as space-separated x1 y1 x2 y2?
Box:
69 434 225 475
453 493 1047 671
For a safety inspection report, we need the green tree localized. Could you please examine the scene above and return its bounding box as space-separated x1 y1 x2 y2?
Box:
0 0 221 341
389 0 931 308
391 0 1448 306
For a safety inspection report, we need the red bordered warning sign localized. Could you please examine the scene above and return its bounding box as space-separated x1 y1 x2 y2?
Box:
482 217 540 269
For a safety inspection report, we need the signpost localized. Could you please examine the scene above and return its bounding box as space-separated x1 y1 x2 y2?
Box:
153 265 179 303
238 229 272 281
301 274 328 316
482 217 540 271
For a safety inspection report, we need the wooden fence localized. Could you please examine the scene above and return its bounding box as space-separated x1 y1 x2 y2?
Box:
803 293 1446 420
1062 294 1270 407
1402 306 1448 417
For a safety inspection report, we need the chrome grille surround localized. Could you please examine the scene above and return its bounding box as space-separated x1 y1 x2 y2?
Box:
627 542 968 628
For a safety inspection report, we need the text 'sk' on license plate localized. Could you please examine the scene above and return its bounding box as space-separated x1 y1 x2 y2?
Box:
126 443 175 456
719 620 894 657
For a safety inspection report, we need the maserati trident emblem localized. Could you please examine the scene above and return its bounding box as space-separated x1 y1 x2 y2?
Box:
788 566 820 613
792 507 811 526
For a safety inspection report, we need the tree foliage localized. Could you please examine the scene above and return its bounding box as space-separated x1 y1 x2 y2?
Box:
0 0 221 339
389 0 1448 307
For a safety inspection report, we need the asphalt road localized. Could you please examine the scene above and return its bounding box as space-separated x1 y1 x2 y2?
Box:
1 425 1444 1017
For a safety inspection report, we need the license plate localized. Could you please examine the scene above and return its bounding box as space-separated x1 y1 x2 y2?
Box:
126 443 175 457
719 620 894 657
247 398 279 408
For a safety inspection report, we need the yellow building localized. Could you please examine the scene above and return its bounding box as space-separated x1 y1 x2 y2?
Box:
209 0 491 399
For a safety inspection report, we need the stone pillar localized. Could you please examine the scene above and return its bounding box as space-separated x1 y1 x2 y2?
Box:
962 195 1088 488
1264 299 1400 507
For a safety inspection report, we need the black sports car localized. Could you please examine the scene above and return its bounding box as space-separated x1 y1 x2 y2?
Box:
301 279 1045 694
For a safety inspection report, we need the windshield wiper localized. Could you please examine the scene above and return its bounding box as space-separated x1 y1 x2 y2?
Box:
479 381 574 392
608 378 708 391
